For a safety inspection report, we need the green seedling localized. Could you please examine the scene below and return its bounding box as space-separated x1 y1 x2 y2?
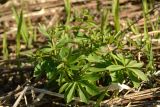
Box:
112 0 120 33
12 7 29 48
143 0 154 72
64 0 71 25
2 33 9 60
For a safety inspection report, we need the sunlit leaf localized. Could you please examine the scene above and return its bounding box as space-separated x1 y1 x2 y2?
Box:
66 82 77 103
78 84 89 103
88 67 106 73
38 24 50 38
86 53 105 63
106 65 124 71
60 47 70 60
127 61 144 68
59 83 69 93
81 73 100 81
56 36 71 48
129 68 148 81
128 71 140 88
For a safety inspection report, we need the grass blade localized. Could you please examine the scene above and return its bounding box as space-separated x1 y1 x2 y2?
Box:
112 0 120 33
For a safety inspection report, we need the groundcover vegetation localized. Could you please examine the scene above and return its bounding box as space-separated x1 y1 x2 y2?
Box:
0 0 160 106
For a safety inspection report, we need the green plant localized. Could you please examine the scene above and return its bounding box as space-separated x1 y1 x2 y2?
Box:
64 0 71 25
35 23 102 103
2 33 9 60
13 9 25 81
33 11 148 104
107 53 148 88
32 1 150 105
12 7 34 49
142 0 154 72
15 10 23 57
112 0 120 33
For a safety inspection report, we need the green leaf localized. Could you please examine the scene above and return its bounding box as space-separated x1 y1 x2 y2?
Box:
67 53 81 64
86 53 105 63
77 31 85 37
128 71 140 88
70 65 82 71
110 53 122 63
59 83 69 93
82 73 100 81
129 68 148 81
14 9 23 56
88 67 106 73
34 61 45 77
56 36 70 48
117 54 125 62
81 64 90 72
40 47 53 54
81 80 99 96
46 72 55 80
12 7 29 45
38 24 50 38
87 21 97 27
66 82 77 103
127 61 144 68
78 84 89 103
110 70 124 83
59 47 70 60
74 37 88 44
124 58 130 66
110 72 117 82
64 83 72 98
106 65 124 71
57 63 64 70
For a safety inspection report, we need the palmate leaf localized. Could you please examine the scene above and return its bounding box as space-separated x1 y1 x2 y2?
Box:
80 80 99 96
128 68 148 81
78 83 89 103
65 82 77 103
128 71 140 88
106 65 124 71
59 83 69 93
64 83 73 99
